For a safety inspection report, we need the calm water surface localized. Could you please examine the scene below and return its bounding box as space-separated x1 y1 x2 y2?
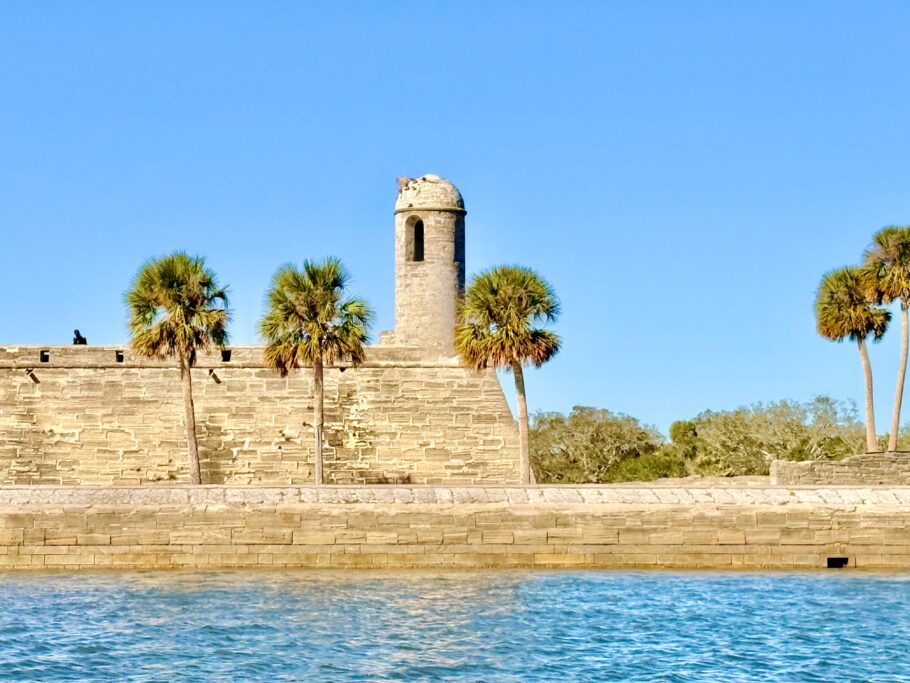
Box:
0 570 908 682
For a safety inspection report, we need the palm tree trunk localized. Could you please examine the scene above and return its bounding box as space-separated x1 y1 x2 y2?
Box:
889 302 909 452
858 338 879 453
511 362 531 485
180 353 202 485
313 358 324 485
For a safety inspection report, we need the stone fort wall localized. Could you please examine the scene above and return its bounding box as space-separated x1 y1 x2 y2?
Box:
0 484 907 570
771 453 910 486
0 345 520 486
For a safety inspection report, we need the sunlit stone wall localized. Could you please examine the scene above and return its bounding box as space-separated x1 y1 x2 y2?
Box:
0 346 520 485
0 485 906 570
771 454 910 485
391 175 466 357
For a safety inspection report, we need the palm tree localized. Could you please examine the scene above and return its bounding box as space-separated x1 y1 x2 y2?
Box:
862 226 910 452
816 266 890 453
260 258 372 485
455 266 560 485
126 252 230 484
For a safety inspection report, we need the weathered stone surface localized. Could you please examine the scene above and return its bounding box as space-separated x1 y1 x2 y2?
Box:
395 175 464 213
0 485 908 570
771 454 910 486
391 175 465 356
0 346 519 485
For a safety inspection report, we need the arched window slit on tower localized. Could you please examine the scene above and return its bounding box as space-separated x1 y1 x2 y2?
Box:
406 218 424 262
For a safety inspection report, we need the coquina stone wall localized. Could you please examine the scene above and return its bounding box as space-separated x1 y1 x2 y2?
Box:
0 345 519 486
0 485 907 570
391 208 465 355
771 453 910 486
391 175 466 356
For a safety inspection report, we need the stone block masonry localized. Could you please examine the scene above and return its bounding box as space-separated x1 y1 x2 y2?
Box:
1 485 909 570
0 346 520 486
771 453 910 485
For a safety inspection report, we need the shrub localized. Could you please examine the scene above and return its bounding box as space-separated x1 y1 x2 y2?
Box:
529 396 870 482
531 406 664 483
687 397 864 476
602 448 688 483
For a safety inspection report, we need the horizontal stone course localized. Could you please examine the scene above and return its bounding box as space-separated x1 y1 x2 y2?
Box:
1 484 909 506
771 454 910 486
1 485 909 570
0 345 434 368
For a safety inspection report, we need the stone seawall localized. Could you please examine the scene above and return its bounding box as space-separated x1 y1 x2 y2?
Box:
771 453 910 485
2 485 909 570
0 345 519 486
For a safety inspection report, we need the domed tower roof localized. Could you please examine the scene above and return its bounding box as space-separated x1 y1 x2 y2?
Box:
395 174 466 214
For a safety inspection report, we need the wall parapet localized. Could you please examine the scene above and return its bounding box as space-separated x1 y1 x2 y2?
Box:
0 344 451 369
1 484 909 506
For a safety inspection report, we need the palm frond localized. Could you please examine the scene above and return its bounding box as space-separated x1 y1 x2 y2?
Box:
125 252 231 366
455 265 561 371
861 226 910 306
259 257 373 371
816 266 892 343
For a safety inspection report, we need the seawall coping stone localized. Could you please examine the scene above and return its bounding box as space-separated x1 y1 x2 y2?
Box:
2 485 910 507
3 484 910 569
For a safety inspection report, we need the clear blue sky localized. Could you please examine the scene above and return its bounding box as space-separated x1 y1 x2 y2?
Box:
2 2 909 435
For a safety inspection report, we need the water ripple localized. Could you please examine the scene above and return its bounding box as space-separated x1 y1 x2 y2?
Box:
0 571 909 681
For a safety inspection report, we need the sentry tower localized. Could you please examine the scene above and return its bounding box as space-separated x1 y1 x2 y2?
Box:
392 174 466 356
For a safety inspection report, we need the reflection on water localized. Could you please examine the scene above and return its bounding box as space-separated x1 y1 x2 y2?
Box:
1 570 909 681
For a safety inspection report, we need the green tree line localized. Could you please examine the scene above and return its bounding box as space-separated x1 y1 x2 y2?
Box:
530 397 905 484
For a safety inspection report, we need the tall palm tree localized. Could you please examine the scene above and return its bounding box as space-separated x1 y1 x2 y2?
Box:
816 266 890 453
862 226 910 452
455 266 560 485
260 258 372 485
126 252 230 484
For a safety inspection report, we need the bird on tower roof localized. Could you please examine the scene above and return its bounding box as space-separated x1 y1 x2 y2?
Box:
395 174 465 214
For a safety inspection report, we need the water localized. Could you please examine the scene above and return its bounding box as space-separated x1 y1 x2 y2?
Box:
0 571 908 682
